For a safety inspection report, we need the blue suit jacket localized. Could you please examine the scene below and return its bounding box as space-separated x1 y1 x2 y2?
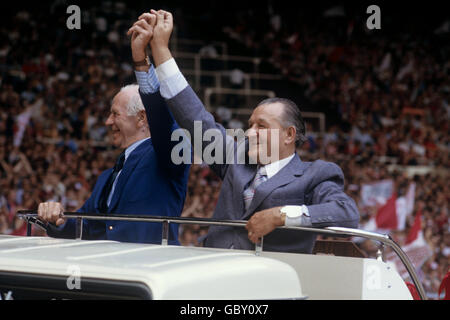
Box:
47 91 190 244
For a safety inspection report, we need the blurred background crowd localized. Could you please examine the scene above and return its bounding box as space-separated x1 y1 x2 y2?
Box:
0 1 448 298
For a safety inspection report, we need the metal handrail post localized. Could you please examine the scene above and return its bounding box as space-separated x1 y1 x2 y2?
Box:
162 220 169 246
75 217 83 240
26 220 32 237
255 237 263 256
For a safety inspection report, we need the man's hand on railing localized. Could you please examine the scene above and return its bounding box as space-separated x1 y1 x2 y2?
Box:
245 207 284 244
37 202 66 226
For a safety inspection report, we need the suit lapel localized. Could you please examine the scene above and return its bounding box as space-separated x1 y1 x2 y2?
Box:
242 154 308 219
107 139 152 212
94 168 113 212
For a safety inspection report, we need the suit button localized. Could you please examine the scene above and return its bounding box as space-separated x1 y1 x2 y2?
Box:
109 226 113 230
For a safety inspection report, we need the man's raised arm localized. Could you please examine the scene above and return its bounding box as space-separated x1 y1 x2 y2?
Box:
128 12 188 175
135 10 241 179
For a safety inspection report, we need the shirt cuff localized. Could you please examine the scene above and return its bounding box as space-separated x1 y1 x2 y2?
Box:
284 205 312 227
155 58 188 99
155 58 180 81
134 64 160 94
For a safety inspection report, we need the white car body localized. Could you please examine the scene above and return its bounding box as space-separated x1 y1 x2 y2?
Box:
0 235 412 300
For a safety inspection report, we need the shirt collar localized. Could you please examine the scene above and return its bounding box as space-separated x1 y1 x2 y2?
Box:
124 137 150 161
259 153 296 179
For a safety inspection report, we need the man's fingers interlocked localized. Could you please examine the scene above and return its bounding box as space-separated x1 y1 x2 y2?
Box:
138 12 156 27
128 19 152 36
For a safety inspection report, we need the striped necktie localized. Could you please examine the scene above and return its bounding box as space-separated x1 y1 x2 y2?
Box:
243 168 268 211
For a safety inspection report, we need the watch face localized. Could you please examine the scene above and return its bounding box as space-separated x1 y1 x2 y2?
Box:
285 206 302 218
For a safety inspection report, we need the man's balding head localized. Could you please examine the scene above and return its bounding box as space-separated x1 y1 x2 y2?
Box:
105 84 150 149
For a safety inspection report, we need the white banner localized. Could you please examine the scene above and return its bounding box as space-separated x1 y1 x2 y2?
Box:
360 179 394 207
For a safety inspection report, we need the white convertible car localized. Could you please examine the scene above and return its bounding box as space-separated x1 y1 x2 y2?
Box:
0 211 424 300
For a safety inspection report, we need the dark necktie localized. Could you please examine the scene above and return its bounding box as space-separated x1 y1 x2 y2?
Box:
99 151 125 213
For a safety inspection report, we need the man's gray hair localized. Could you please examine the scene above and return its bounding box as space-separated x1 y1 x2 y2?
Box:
120 84 145 116
257 97 306 148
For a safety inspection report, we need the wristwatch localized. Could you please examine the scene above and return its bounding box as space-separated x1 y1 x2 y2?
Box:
280 205 305 226
133 56 151 68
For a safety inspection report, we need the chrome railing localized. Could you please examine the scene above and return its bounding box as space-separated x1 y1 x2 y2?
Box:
16 210 427 300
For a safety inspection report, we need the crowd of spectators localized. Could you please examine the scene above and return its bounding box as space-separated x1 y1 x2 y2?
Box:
0 2 448 298
223 4 449 166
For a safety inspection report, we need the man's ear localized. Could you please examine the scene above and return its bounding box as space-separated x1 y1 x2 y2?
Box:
137 110 147 126
285 126 296 145
138 109 147 121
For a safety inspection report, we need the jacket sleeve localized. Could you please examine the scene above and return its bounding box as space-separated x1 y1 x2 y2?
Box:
305 161 360 228
139 90 189 177
164 85 241 180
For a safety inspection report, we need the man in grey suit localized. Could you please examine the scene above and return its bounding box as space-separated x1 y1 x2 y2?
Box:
129 10 359 253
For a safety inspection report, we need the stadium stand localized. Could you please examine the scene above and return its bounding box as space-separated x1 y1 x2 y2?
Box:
0 1 448 299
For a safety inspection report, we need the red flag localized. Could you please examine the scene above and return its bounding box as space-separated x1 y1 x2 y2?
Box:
438 271 450 300
375 193 398 230
362 182 415 232
405 282 421 300
405 210 422 245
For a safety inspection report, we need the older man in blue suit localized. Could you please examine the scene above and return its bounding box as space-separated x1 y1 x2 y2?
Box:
128 10 359 253
37 21 190 244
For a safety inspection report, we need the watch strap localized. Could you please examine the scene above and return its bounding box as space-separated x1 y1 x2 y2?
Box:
133 56 150 67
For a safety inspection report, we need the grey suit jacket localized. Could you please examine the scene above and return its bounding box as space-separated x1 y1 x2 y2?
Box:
166 85 360 253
